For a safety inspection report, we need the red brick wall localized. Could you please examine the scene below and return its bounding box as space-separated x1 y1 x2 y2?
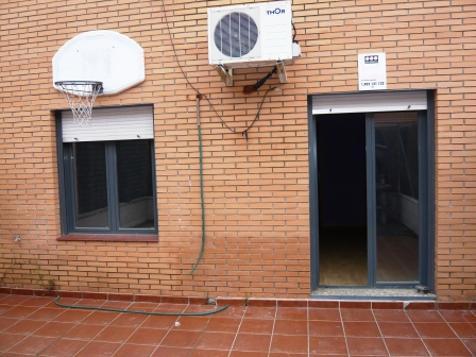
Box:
0 0 475 301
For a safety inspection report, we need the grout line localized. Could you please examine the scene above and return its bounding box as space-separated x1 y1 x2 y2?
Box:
405 309 432 356
226 303 248 357
5 296 80 355
71 299 133 357
109 300 148 357
3 303 48 354
338 307 351 357
148 302 191 357
437 309 474 356
370 308 391 356
267 301 278 357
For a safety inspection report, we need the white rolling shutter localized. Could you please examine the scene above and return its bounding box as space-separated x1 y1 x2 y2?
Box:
312 91 427 115
61 106 153 143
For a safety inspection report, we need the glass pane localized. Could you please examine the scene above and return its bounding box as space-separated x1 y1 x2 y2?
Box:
116 140 154 229
73 142 109 228
375 113 419 282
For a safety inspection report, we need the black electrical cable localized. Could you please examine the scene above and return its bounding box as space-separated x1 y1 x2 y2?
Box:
243 66 277 94
53 296 229 316
160 0 278 138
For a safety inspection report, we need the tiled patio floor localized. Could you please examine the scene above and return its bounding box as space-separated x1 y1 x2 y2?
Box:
0 294 475 356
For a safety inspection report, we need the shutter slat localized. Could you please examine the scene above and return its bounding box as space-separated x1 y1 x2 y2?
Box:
62 106 153 142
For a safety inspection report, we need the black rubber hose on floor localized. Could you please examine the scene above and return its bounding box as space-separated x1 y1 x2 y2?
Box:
53 296 229 316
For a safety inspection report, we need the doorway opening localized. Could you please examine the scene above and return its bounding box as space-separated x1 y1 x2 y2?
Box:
317 114 367 286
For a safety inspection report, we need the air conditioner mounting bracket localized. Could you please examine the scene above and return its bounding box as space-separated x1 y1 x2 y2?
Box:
216 65 233 86
276 60 287 83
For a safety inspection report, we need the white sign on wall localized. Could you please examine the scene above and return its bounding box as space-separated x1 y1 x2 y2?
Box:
358 53 387 91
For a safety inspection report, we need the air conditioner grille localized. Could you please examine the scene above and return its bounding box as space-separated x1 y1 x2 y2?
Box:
213 12 258 58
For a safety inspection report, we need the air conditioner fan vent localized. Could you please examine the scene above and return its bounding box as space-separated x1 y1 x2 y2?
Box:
213 12 258 58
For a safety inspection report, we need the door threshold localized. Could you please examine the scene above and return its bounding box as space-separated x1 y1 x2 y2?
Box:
312 287 436 301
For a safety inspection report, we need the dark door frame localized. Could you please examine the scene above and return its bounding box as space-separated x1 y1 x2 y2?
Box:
308 90 435 292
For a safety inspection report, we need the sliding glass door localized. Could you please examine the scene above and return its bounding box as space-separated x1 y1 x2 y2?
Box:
315 110 430 288
367 111 427 287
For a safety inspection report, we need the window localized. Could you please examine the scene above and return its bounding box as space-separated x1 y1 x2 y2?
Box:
57 106 157 236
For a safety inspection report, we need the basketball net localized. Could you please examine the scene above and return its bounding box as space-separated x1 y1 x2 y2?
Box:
55 81 103 126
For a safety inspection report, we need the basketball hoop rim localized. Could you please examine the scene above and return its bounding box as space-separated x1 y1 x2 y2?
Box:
55 80 104 94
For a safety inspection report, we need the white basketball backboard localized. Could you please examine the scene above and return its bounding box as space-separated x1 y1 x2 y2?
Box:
52 30 145 95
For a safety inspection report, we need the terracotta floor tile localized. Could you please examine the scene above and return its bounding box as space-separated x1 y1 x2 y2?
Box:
82 310 118 325
75 341 120 357
344 321 381 337
239 318 274 334
270 334 308 354
0 333 24 352
309 336 347 355
190 349 229 357
450 322 476 338
127 327 167 344
54 309 91 323
423 338 472 356
463 339 476 356
230 352 268 357
341 308 375 322
245 306 276 320
152 346 192 356
0 317 20 332
76 298 106 306
2 306 38 319
95 325 136 343
206 317 241 333
101 300 131 309
0 304 13 315
128 302 159 311
233 333 271 352
385 338 429 356
176 316 209 331
63 323 105 339
377 322 419 338
5 319 45 334
413 322 457 338
113 343 156 357
0 295 31 305
440 310 476 323
276 307 307 321
33 321 75 337
274 319 307 335
209 305 245 319
309 320 344 337
161 329 201 348
27 307 64 321
308 308 341 321
195 332 235 350
346 337 388 356
109 313 146 327
40 338 86 357
155 303 188 312
373 310 409 323
19 296 53 307
407 310 444 323
142 315 177 329
7 335 56 355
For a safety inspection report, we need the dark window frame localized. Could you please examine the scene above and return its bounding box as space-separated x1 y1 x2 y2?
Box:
308 90 435 292
55 108 158 238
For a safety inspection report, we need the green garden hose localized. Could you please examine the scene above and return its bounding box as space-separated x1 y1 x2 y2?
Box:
191 94 206 274
53 296 228 316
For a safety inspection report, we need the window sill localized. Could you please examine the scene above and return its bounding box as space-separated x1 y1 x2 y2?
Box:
57 233 158 242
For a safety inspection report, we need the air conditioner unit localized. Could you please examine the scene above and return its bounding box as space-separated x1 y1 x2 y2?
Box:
208 0 294 68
